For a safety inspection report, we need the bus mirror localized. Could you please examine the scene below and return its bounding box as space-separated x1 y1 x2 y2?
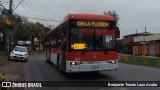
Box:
116 27 120 38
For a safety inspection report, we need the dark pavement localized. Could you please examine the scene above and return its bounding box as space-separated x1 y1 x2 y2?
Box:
21 52 160 90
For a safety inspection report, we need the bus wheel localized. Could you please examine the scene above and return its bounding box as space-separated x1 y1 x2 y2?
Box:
57 60 63 73
46 59 50 63
57 55 64 73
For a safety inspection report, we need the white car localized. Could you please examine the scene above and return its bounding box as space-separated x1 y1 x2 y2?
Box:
10 46 28 62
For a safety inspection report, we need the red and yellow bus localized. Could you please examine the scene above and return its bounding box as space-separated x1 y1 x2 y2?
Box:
44 14 120 73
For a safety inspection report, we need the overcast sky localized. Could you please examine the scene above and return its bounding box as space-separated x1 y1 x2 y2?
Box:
1 0 160 38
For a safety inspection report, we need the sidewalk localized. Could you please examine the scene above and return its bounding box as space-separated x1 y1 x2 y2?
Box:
0 59 25 81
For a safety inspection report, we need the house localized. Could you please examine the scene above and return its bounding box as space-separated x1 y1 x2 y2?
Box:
134 33 160 56
122 32 152 54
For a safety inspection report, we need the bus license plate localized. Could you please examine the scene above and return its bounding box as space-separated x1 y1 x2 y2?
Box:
91 66 99 69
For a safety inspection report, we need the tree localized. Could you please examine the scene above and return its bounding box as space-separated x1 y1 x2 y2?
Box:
12 16 32 45
1 8 46 51
103 10 119 25
30 22 45 51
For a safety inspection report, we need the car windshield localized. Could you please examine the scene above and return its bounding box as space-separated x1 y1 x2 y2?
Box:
69 28 116 51
14 47 27 52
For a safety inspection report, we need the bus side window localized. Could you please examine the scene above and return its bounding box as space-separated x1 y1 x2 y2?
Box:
62 38 66 50
51 36 55 48
53 39 56 45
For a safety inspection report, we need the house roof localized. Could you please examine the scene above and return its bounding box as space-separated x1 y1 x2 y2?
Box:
123 32 152 37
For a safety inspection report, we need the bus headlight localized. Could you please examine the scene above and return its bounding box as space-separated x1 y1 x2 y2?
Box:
70 61 79 65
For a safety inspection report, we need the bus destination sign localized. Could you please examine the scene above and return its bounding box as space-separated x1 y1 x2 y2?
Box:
77 21 109 27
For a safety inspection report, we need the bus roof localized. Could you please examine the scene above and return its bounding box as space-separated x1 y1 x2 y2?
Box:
63 14 116 21
45 14 116 36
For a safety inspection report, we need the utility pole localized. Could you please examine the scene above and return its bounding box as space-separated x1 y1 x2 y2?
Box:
143 27 147 43
136 29 137 34
143 27 146 56
5 0 13 58
9 0 13 14
9 0 13 54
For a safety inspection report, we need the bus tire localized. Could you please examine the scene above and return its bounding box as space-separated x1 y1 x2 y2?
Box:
57 54 64 73
46 59 50 63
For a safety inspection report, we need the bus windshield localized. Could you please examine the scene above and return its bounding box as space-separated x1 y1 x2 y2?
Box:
69 28 116 51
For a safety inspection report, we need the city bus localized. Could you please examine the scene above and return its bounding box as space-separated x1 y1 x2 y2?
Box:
44 14 120 73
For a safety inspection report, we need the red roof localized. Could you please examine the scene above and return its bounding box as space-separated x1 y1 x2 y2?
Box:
63 14 116 21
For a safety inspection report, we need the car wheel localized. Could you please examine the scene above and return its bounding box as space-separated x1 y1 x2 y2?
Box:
25 59 28 62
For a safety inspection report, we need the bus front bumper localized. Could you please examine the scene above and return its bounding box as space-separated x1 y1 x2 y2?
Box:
66 60 118 73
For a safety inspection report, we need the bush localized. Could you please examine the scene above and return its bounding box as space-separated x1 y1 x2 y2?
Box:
119 54 160 68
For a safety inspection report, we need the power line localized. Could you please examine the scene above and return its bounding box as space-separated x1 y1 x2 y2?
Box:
20 2 36 18
14 0 61 23
21 16 62 22
24 0 58 22
13 0 24 11
16 0 40 19
1 0 62 25
25 0 55 21
23 0 40 18
0 2 8 10
0 1 10 4
13 0 60 24
27 0 43 18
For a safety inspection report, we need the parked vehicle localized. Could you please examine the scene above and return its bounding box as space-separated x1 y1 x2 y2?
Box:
10 46 28 62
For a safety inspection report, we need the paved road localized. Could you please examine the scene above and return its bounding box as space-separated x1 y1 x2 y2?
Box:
22 52 160 90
